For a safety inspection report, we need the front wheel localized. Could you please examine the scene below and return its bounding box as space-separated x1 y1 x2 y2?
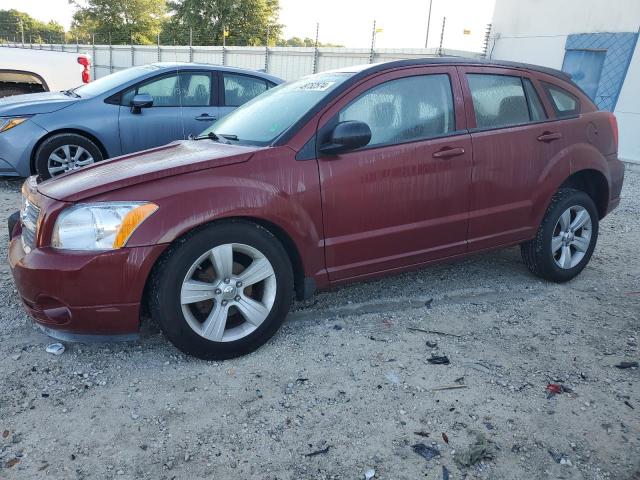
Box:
149 221 294 360
34 133 104 180
521 188 599 282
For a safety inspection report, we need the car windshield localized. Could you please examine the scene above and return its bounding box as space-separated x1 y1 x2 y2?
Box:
199 72 355 145
72 65 165 98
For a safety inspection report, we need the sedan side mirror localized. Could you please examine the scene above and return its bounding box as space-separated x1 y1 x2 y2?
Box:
319 120 372 155
131 93 154 114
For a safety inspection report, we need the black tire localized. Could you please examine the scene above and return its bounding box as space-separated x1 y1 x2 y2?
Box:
521 188 599 282
34 133 104 180
149 221 294 360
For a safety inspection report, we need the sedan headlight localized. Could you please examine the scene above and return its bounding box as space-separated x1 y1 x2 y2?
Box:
0 116 29 133
52 202 158 251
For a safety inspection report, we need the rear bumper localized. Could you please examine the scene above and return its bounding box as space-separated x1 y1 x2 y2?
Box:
607 153 625 215
8 232 166 335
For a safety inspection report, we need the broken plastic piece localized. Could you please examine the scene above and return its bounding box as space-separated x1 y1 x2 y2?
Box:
412 443 440 461
45 343 65 355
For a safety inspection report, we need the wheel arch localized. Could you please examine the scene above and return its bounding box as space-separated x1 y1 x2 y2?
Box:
30 129 109 175
560 169 609 219
140 216 310 323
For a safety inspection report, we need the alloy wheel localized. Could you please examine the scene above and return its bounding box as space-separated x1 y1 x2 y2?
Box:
551 205 592 269
48 144 95 177
180 243 277 342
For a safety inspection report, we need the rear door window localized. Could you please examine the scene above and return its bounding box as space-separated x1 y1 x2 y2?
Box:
338 74 456 147
223 74 269 107
543 83 580 117
467 74 531 129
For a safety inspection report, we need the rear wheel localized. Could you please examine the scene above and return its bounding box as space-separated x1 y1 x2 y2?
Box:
521 188 599 282
34 133 103 180
149 221 294 360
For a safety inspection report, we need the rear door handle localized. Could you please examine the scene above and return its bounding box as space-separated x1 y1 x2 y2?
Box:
537 131 562 142
432 146 466 159
196 114 217 121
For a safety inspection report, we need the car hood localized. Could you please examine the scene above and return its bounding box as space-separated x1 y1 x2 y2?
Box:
0 91 79 116
38 140 264 202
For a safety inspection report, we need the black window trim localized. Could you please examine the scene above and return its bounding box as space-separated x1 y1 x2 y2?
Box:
316 72 459 155
221 71 273 108
541 80 581 118
105 70 216 108
465 72 562 133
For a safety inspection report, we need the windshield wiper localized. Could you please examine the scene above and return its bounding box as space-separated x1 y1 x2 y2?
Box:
61 89 80 98
219 134 238 141
194 131 231 144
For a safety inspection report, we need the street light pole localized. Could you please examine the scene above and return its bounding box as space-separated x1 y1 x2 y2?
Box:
424 0 433 49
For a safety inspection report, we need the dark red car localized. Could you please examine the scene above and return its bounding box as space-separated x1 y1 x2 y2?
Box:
9 58 624 359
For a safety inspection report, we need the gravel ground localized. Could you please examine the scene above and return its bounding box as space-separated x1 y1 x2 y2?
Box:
0 172 638 480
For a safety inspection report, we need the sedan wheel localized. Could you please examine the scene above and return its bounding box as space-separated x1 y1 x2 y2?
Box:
48 144 95 177
181 243 277 342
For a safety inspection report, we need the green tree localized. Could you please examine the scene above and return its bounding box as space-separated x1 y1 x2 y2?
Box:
165 0 281 46
0 9 65 43
69 0 167 44
276 36 343 48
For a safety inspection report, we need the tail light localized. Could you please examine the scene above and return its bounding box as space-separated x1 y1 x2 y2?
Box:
77 56 91 84
607 112 618 153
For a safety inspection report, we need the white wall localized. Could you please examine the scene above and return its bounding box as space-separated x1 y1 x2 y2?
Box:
489 0 640 163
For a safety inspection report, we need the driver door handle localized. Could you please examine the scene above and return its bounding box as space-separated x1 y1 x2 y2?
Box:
432 146 466 159
196 114 217 121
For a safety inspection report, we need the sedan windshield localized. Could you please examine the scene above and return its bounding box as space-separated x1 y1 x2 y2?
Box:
72 65 165 98
200 72 355 146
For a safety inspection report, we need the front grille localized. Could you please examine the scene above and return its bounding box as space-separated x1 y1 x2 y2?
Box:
21 196 40 253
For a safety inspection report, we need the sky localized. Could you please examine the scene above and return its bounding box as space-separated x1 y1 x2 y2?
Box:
2 0 496 51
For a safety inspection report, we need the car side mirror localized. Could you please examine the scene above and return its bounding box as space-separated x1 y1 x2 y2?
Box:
319 120 372 155
131 93 154 114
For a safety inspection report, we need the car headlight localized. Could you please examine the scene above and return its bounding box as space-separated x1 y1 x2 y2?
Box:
52 202 158 250
0 116 29 133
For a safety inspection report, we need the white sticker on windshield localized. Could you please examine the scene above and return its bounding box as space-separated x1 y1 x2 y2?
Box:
296 80 336 91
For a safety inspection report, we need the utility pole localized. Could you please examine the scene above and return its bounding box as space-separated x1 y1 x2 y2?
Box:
424 0 433 49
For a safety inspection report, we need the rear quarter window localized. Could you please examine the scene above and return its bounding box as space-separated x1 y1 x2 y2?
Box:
543 82 580 117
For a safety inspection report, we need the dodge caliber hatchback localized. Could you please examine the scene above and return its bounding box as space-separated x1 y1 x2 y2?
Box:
9 58 625 360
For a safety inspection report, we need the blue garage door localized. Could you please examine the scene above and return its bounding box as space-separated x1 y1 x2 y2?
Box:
562 49 606 99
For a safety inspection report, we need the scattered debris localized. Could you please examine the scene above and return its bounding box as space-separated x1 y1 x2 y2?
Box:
425 298 433 309
408 327 461 337
442 465 450 480
624 400 634 409
615 361 638 369
442 432 449 444
386 371 400 385
333 325 342 331
426 340 438 348
5 458 20 468
454 376 465 384
304 446 330 457
412 443 440 461
428 355 450 365
364 468 376 479
433 384 468 391
2 430 9 438
545 383 573 399
454 432 495 468
45 343 65 355
414 431 430 437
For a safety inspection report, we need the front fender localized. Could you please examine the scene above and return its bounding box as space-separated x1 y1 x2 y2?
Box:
92 152 326 285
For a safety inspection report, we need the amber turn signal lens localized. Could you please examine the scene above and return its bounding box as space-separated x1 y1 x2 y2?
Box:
0 117 27 133
112 203 158 248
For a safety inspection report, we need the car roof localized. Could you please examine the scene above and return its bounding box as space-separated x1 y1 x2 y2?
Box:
149 62 283 83
330 56 572 83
